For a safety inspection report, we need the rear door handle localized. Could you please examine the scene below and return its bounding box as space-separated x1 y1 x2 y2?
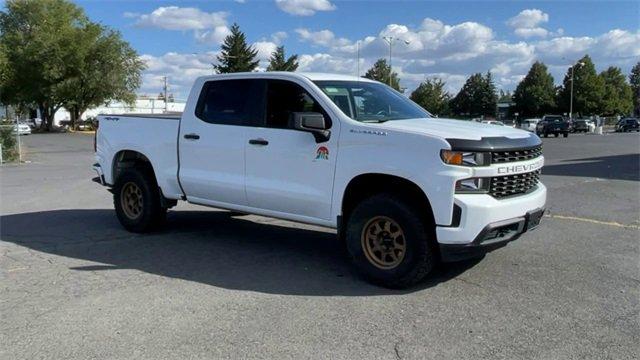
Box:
184 133 200 140
249 138 269 146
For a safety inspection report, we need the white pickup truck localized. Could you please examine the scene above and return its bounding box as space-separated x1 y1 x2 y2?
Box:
93 72 546 288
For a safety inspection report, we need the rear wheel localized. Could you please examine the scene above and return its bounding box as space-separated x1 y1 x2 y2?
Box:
345 194 436 288
114 168 166 233
563 132 568 138
554 133 559 137
544 133 548 138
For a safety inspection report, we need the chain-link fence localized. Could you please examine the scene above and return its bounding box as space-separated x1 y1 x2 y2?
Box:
0 123 22 164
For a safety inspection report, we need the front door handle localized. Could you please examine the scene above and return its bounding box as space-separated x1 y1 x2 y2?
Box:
249 138 269 146
184 133 200 140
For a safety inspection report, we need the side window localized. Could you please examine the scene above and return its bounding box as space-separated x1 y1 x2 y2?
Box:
195 79 259 125
265 80 330 129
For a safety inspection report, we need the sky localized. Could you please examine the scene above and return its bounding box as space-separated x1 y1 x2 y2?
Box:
67 0 640 100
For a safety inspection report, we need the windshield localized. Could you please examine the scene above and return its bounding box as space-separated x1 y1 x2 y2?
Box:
314 81 431 122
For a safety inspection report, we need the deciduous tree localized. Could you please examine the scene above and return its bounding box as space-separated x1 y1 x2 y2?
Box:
364 58 400 91
450 72 497 117
630 62 640 116
409 78 451 116
513 61 556 117
557 55 605 117
599 66 633 116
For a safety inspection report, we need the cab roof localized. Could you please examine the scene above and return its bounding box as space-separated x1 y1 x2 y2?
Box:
197 72 377 83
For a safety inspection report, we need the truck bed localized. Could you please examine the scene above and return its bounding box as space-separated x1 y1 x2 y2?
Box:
95 114 183 199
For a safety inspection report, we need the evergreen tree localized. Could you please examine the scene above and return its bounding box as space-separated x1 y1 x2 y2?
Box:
266 46 298 72
557 55 605 117
513 61 556 117
409 78 451 116
364 58 400 91
629 62 640 116
599 66 633 116
450 72 497 117
214 23 258 73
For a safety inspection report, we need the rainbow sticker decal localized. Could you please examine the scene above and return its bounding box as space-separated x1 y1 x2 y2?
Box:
315 146 329 160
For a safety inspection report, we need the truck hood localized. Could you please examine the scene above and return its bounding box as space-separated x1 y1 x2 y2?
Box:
379 118 531 141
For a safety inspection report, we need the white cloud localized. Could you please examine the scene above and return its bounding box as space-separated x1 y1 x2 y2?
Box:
507 9 550 38
134 6 228 31
507 9 549 29
271 31 288 44
295 28 351 47
253 41 279 61
275 0 336 16
195 26 232 45
514 27 549 38
139 52 216 99
129 7 231 45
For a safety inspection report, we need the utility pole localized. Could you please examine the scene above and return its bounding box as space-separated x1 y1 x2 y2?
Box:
567 59 584 120
356 41 360 78
382 37 410 87
163 76 168 113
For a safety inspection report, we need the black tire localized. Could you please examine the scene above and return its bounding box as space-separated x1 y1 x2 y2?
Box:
345 194 436 288
544 133 548 138
554 133 559 137
113 167 166 233
563 132 568 138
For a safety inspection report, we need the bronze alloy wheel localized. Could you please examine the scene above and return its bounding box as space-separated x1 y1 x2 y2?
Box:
121 182 144 220
361 216 406 269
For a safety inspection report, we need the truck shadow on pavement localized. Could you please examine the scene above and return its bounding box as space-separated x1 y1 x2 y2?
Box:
1 209 481 296
543 153 639 181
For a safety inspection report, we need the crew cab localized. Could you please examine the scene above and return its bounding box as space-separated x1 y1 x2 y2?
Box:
93 72 546 288
536 115 570 138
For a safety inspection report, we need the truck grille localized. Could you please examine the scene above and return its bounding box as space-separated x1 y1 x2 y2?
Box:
490 170 541 198
492 145 542 164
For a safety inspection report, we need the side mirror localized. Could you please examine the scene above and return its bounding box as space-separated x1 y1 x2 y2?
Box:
292 112 331 143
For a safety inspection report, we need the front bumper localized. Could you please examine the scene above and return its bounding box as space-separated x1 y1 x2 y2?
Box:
436 183 547 262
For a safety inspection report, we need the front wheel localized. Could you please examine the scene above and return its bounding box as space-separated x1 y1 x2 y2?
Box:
563 132 568 138
114 168 167 233
345 194 437 288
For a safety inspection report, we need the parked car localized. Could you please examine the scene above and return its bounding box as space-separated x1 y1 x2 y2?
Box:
93 72 546 288
13 122 31 135
536 115 570 138
519 118 541 132
615 118 640 132
572 119 595 133
481 120 505 126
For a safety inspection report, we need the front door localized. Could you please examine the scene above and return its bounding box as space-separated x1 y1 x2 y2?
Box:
245 79 338 220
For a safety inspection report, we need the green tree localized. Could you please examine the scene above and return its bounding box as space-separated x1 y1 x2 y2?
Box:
498 90 512 102
0 0 143 130
58 24 145 127
214 23 259 73
629 62 640 116
364 58 400 91
512 61 556 117
557 55 605 117
266 46 298 72
450 72 497 117
409 78 451 116
598 66 633 116
0 0 89 130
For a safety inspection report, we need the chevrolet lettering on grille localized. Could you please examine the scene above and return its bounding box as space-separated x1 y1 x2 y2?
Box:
496 159 543 175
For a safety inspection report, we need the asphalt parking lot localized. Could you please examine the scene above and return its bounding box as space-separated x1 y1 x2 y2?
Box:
1 131 638 359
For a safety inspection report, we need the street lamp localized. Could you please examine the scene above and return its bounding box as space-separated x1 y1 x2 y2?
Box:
569 60 585 120
382 36 410 86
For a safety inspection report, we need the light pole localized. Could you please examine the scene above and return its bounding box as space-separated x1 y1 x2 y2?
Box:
569 60 585 120
382 36 410 86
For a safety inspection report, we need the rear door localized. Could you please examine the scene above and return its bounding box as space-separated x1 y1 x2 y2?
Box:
179 79 263 206
244 79 338 220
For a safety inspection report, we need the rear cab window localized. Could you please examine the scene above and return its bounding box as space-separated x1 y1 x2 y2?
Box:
195 79 263 126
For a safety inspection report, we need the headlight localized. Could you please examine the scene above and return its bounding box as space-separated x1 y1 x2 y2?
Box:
455 177 490 193
441 150 488 166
